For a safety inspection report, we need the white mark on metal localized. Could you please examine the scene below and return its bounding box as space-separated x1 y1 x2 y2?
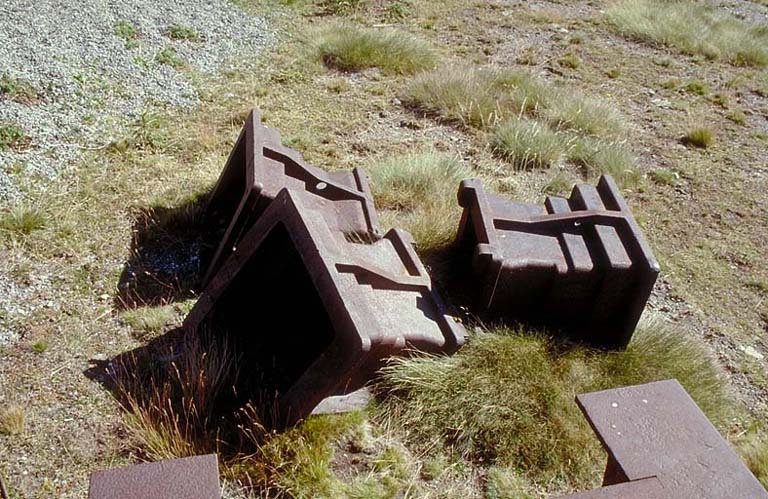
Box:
316 182 327 190
642 399 648 404
611 402 619 408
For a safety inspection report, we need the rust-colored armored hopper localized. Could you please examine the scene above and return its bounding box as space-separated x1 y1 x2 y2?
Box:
558 380 768 498
185 188 465 426
200 109 379 286
456 175 659 348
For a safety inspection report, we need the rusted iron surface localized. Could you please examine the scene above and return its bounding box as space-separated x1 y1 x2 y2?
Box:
557 477 664 499
185 188 465 426
88 454 221 499
200 109 379 286
558 379 768 498
456 175 659 348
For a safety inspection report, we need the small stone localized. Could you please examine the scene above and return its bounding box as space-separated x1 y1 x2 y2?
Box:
740 345 765 360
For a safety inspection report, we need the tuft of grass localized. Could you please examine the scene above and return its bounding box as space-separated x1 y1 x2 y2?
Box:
31 340 48 354
120 305 176 340
115 20 138 41
485 467 536 499
376 319 730 493
0 75 37 103
155 46 185 68
740 433 768 488
545 94 627 138
683 127 715 148
402 66 551 128
166 24 201 42
606 68 621 79
0 205 47 238
368 152 470 250
114 331 364 496
606 0 768 67
0 123 29 151
726 109 747 125
649 168 679 186
491 119 566 169
0 405 25 436
685 80 710 96
568 137 639 188
542 171 575 196
321 0 367 14
314 23 438 75
558 53 581 69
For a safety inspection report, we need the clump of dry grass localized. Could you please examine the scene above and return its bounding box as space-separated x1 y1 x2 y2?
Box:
0 205 47 239
683 127 715 148
402 66 551 128
110 331 366 496
740 433 768 488
120 305 176 340
0 405 25 436
368 151 471 250
606 0 768 67
491 119 567 169
376 319 731 493
314 22 438 75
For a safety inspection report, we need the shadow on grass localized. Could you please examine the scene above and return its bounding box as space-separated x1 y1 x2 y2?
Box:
114 192 214 310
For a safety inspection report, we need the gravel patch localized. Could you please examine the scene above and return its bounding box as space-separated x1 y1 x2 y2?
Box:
0 0 274 204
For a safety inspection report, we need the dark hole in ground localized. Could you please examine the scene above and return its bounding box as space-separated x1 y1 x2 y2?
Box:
115 191 213 310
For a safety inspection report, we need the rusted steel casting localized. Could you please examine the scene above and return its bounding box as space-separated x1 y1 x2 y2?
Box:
456 175 659 348
186 188 465 426
200 110 379 286
559 380 768 498
88 455 221 499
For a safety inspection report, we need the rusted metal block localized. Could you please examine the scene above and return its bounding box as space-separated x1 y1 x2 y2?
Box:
200 109 379 286
88 454 221 499
185 188 465 426
558 379 768 499
456 175 659 348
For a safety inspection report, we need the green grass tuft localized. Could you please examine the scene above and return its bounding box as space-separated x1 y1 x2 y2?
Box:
120 305 176 340
368 151 470 250
0 205 47 238
114 20 139 41
155 46 185 68
492 119 566 169
0 75 37 103
606 0 768 67
685 80 710 96
376 319 730 493
315 23 438 75
569 137 639 187
649 168 679 186
166 24 201 41
740 433 768 488
683 127 715 148
31 340 48 354
0 123 28 151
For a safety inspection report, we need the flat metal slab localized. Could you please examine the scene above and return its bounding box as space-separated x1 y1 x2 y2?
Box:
88 454 221 499
572 380 767 498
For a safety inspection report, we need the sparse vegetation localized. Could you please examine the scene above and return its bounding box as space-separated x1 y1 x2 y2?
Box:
607 0 768 66
683 127 715 148
649 168 679 186
558 53 581 69
0 205 47 238
315 23 438 75
155 46 185 68
568 137 640 187
31 340 48 354
120 305 176 340
0 75 37 103
114 20 138 41
166 24 201 41
726 109 747 125
0 405 25 436
0 123 28 151
740 433 768 488
685 80 710 96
